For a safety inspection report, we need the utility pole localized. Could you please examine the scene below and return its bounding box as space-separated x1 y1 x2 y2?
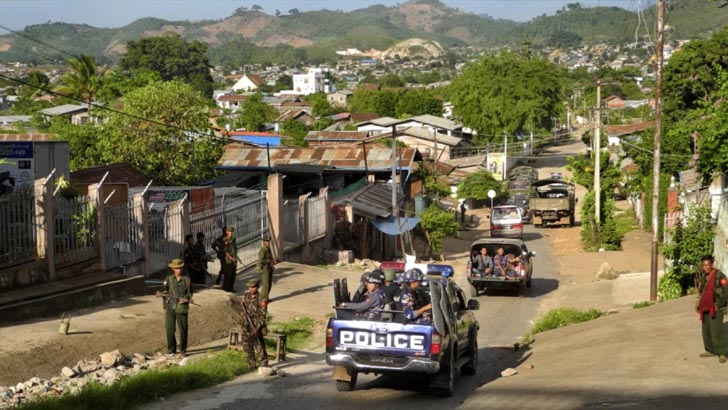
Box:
594 81 601 224
530 131 534 157
503 131 508 181
391 125 398 258
650 0 665 302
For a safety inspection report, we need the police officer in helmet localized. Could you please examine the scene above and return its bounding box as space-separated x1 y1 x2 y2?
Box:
339 271 386 320
401 268 432 324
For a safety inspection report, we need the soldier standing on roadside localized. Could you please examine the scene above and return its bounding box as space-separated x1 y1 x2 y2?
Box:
211 227 227 286
163 258 192 357
257 236 276 302
184 234 205 285
221 227 238 292
696 255 728 363
240 278 269 369
195 232 213 284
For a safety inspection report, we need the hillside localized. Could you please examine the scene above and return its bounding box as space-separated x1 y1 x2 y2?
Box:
0 0 725 64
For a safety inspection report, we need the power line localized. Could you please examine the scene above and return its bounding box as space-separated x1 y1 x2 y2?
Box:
0 72 228 143
0 24 78 59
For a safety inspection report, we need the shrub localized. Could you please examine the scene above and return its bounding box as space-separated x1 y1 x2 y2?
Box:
523 307 602 343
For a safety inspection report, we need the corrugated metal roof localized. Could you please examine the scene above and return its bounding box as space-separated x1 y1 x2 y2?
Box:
0 133 57 141
605 121 655 137
407 114 461 131
335 181 403 219
357 116 399 127
304 131 369 141
217 144 417 171
40 104 88 116
397 126 462 146
0 115 31 123
70 162 151 187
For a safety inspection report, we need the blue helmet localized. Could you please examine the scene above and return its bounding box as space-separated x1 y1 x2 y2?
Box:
365 270 384 285
402 268 424 283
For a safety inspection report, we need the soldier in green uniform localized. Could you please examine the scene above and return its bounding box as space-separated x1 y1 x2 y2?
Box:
221 227 238 292
184 234 205 284
240 278 269 369
257 236 276 302
695 255 728 363
195 232 213 284
163 258 192 357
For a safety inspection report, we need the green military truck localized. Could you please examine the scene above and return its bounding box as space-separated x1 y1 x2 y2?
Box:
529 179 576 227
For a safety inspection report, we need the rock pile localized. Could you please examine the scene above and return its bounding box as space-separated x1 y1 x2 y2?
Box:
0 351 183 409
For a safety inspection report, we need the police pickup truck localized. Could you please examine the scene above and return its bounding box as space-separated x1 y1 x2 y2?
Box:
326 275 479 396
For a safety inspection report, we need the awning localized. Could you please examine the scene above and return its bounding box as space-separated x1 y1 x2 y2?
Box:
371 216 420 235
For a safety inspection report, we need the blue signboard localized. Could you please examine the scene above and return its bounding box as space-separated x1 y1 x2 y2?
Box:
0 141 34 158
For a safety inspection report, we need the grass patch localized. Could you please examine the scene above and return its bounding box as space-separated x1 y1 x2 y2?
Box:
267 316 316 351
633 301 653 309
18 350 250 410
614 208 638 237
523 307 602 344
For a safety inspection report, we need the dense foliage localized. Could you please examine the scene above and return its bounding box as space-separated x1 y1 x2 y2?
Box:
448 52 566 141
119 34 214 98
456 170 503 200
100 80 222 185
658 205 715 301
419 203 460 254
662 26 728 176
349 87 443 118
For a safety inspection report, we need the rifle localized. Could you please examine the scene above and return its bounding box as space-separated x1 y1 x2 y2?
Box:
155 291 201 306
240 296 268 337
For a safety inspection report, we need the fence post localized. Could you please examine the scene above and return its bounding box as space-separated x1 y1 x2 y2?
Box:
320 186 332 247
35 177 56 280
299 193 311 263
267 173 283 260
139 194 151 277
91 184 106 272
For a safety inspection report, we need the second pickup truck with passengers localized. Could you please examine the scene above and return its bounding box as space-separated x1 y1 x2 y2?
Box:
326 274 479 397
529 178 576 227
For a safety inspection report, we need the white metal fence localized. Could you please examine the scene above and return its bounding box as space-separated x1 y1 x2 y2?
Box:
307 195 327 240
0 190 37 269
104 198 144 271
53 195 98 266
282 199 303 251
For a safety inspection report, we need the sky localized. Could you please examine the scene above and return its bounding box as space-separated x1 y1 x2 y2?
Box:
0 0 651 31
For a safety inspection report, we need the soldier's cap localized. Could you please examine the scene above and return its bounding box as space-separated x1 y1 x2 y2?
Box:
262 235 271 241
246 278 260 287
225 226 235 232
168 258 184 269
381 268 396 282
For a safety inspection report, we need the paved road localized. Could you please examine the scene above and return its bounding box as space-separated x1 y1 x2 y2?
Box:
139 223 560 410
142 140 580 410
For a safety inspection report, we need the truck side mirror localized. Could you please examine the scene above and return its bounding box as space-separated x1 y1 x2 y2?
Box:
467 299 480 311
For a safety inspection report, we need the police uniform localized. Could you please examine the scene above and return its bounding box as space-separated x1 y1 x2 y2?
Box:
241 278 268 369
401 269 432 324
257 236 275 301
340 272 386 320
163 259 192 356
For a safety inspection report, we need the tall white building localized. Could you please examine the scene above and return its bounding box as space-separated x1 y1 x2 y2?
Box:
292 69 329 95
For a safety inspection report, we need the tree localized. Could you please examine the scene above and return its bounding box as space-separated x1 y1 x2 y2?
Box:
288 8 300 15
48 118 104 170
419 204 460 256
659 206 715 300
275 9 281 16
120 34 214 98
56 54 104 103
395 89 442 118
102 80 222 185
251 4 263 12
457 170 503 200
306 92 336 117
349 88 399 117
236 93 273 131
379 73 404 88
448 51 566 140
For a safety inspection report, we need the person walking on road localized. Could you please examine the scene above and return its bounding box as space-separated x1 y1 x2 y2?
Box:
257 236 276 302
162 258 192 357
240 278 269 370
221 227 238 292
696 255 728 363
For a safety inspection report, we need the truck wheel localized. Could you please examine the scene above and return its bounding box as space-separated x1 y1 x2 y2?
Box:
469 282 479 297
461 338 477 376
335 372 358 392
431 349 455 397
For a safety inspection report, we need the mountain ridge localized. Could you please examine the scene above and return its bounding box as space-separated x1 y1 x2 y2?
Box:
0 0 725 64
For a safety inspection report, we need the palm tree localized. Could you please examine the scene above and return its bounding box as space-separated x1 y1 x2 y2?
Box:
56 54 104 104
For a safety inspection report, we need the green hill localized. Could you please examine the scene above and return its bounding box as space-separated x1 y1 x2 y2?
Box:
0 0 725 65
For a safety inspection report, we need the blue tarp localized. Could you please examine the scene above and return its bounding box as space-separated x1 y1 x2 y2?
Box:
371 216 420 235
